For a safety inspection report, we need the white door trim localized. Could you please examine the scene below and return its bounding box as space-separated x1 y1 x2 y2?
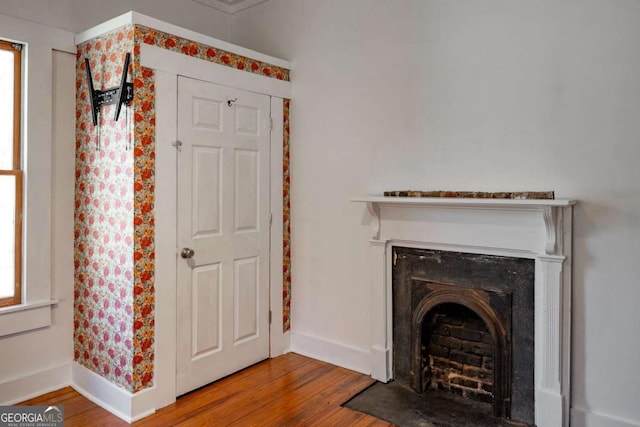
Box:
153 70 179 410
145 48 291 410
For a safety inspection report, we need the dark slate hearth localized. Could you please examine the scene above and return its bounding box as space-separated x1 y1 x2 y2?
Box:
343 381 531 427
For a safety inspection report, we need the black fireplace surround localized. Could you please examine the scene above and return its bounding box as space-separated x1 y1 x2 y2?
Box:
392 247 535 425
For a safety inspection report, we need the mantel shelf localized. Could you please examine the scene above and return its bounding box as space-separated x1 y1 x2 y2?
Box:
351 195 577 210
352 195 577 255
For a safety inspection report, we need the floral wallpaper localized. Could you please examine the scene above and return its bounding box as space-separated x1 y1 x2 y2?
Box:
74 26 137 391
135 26 290 81
131 47 156 391
283 99 291 332
75 22 291 394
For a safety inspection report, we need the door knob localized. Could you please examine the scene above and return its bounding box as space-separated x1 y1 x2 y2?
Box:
181 247 195 259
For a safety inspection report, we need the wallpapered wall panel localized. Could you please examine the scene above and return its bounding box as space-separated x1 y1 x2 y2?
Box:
75 23 291 393
74 26 138 391
131 45 156 392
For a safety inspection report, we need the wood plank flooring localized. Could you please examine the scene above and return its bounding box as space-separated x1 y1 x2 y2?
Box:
19 353 392 426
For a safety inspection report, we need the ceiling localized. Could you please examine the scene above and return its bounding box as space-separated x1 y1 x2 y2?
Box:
192 0 270 14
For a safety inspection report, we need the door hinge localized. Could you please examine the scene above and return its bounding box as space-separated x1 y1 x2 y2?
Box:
269 310 272 324
269 117 273 131
172 140 183 151
269 213 273 226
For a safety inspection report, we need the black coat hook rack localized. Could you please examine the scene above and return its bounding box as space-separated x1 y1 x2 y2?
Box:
85 52 133 126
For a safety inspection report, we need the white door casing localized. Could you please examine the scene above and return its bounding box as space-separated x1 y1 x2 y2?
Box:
176 77 271 395
143 42 290 411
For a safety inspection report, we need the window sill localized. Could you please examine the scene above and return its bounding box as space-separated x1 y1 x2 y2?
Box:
0 299 59 337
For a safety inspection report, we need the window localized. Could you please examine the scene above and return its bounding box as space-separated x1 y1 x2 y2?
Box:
0 40 22 308
0 15 74 337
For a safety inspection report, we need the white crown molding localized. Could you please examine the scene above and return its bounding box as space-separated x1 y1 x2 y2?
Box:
74 11 290 70
192 0 270 15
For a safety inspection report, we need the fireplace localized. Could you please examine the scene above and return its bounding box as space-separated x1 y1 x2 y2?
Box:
351 195 576 427
392 247 534 424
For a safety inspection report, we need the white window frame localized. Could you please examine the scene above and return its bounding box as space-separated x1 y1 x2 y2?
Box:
0 38 23 309
0 13 75 336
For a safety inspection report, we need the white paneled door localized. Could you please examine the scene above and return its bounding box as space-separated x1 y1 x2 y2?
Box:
176 77 271 395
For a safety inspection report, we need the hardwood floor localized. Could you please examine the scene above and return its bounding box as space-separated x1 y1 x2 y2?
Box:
19 353 392 426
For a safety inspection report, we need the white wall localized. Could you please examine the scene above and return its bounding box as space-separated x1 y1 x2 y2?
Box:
0 1 75 33
0 0 233 41
0 49 76 402
70 0 233 41
234 1 640 426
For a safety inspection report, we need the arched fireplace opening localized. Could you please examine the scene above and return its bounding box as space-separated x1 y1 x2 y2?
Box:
412 299 510 418
391 247 534 425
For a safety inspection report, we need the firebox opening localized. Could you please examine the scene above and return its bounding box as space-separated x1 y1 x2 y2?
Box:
422 303 495 405
409 283 512 420
392 247 534 425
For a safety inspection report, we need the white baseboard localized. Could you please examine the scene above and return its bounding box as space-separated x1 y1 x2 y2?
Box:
289 331 370 375
270 329 291 358
0 363 71 405
571 408 640 427
536 389 564 427
370 345 391 382
71 362 155 423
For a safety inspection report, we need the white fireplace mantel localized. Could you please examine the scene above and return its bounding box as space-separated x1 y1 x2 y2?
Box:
352 195 577 427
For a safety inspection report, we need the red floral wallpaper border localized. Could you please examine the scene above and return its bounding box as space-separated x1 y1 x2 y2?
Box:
136 25 290 81
134 24 292 332
283 99 291 332
131 47 156 391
